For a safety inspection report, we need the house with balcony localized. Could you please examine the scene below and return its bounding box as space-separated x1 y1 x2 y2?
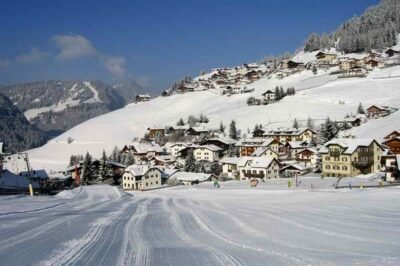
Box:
193 145 223 162
236 138 282 157
382 136 400 154
238 157 282 180
122 165 166 190
320 138 384 178
254 127 317 144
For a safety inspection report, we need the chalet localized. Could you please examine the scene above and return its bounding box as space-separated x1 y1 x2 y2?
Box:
146 126 165 139
200 136 237 151
385 49 399 58
261 90 275 102
166 125 189 135
135 94 150 102
364 59 383 70
345 66 367 77
127 141 164 162
284 140 310 158
237 157 281 180
170 172 215 185
281 60 304 69
280 163 310 177
364 52 382 62
295 148 318 167
260 127 317 144
251 147 279 159
335 117 362 128
186 127 211 137
220 157 241 180
381 154 400 182
236 138 282 157
106 161 127 178
384 131 400 140
169 143 192 157
148 155 177 167
122 165 166 190
339 58 356 71
366 105 391 118
382 137 400 154
193 145 223 162
320 138 384 178
315 52 338 64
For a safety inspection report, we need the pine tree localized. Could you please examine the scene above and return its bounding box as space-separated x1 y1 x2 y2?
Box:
177 118 185 126
187 115 198 127
357 102 365 115
210 161 222 176
280 87 285 98
110 146 120 162
293 118 299 129
82 152 92 184
100 150 108 179
219 121 225 133
184 149 197 172
229 120 237 140
274 86 280 100
125 151 135 166
306 116 314 130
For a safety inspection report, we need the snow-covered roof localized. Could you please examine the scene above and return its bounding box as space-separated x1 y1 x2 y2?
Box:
0 170 40 189
262 127 315 137
132 141 163 154
204 136 237 145
125 164 162 177
238 157 279 169
280 162 309 171
189 127 212 133
106 161 127 168
236 138 267 147
295 148 318 155
194 144 223 152
219 157 242 165
170 172 213 182
251 147 277 157
286 141 309 149
320 138 382 155
396 155 400 169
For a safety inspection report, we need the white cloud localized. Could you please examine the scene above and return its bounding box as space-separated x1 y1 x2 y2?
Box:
52 34 129 79
101 56 127 79
53 34 97 60
0 58 11 68
16 47 51 64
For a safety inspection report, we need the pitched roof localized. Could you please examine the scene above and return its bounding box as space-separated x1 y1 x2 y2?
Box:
131 141 163 154
320 138 383 155
262 127 316 137
125 164 163 177
194 144 223 152
251 147 278 157
203 136 237 146
238 157 280 169
219 157 242 165
170 172 213 182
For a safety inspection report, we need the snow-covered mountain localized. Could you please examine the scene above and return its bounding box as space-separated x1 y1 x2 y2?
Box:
27 62 400 171
0 80 126 137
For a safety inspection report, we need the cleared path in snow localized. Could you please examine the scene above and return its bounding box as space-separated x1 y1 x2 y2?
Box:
0 184 399 265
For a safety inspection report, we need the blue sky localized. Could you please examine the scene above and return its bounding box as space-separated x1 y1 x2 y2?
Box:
0 0 379 92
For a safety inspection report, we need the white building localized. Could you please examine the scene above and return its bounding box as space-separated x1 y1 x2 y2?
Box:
122 165 165 190
193 145 223 162
220 156 281 180
169 172 215 185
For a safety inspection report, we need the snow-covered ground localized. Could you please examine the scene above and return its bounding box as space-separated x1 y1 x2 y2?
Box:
1 182 399 265
27 65 400 171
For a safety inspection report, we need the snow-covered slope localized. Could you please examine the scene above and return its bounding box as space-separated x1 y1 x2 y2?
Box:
28 66 400 171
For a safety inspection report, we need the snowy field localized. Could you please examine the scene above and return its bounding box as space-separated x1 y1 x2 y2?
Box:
1 181 400 265
27 65 400 171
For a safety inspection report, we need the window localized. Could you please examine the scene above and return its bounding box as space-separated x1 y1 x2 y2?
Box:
326 165 331 169
325 156 330 161
156 181 159 185
342 166 347 171
146 182 148 186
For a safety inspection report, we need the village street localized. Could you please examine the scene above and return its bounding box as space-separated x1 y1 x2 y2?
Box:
0 183 400 265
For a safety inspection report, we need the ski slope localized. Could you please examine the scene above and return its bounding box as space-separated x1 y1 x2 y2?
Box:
27 66 400 171
0 183 399 265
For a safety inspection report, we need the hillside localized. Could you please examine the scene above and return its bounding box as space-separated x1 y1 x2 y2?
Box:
0 93 48 153
27 63 400 171
0 80 126 137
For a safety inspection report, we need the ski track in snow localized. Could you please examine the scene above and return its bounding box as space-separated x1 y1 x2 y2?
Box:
0 184 400 265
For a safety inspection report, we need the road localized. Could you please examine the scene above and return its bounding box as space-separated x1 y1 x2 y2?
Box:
0 184 400 265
